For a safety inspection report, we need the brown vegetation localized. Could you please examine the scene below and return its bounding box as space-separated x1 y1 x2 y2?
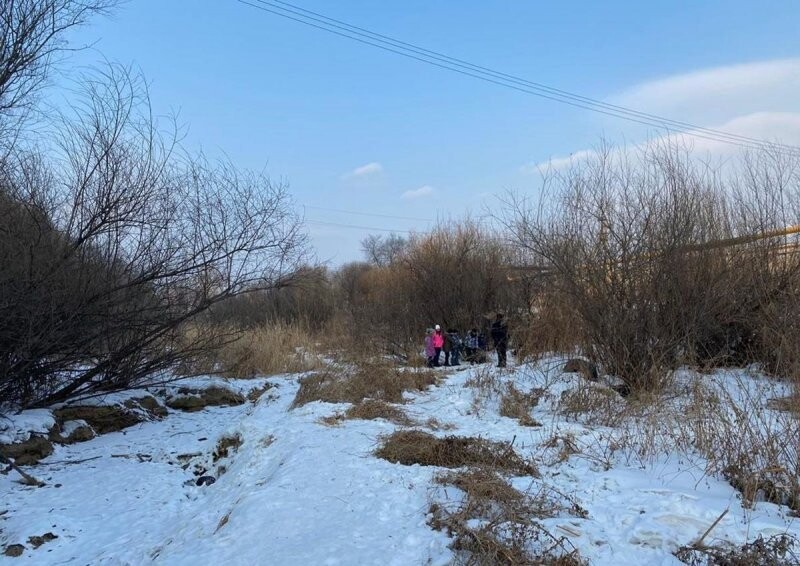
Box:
505 143 800 395
376 430 538 476
429 467 586 565
166 387 245 412
334 399 414 426
53 405 142 434
0 436 53 466
558 384 627 427
291 362 438 408
338 221 520 361
197 324 323 378
499 383 543 427
675 534 799 566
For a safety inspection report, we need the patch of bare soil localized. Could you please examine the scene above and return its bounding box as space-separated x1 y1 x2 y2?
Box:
213 434 243 463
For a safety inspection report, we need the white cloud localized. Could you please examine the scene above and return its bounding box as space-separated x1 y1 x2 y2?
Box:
343 162 383 180
524 112 800 173
521 148 597 174
522 58 800 173
611 58 800 121
401 185 434 199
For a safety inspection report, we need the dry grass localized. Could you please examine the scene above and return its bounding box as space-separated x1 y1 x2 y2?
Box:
166 386 246 412
322 399 414 426
541 433 581 466
558 383 627 427
675 533 799 565
429 467 587 565
562 372 800 513
346 399 413 425
184 322 324 378
677 375 800 513
291 361 438 408
499 383 543 427
766 394 800 418
376 430 538 476
214 512 230 534
464 365 504 417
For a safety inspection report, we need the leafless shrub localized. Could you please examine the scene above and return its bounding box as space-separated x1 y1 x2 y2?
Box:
685 377 800 513
499 383 543 427
376 430 538 476
429 467 586 565
463 364 505 417
339 221 522 361
205 266 336 330
514 288 582 363
574 371 800 511
541 433 581 466
0 65 307 408
361 233 409 267
424 417 457 431
675 533 799 566
558 384 627 427
504 141 800 395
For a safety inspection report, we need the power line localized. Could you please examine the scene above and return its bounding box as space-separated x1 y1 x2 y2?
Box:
266 0 791 152
302 204 434 222
306 219 427 234
237 0 800 157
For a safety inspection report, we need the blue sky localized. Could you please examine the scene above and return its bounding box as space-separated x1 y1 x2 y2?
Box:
62 1 800 263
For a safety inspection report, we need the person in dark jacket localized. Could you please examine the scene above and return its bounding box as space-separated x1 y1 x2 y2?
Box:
490 312 509 368
447 329 462 366
465 328 479 364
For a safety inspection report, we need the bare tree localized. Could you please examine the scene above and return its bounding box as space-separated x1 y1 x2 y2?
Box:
361 233 408 267
338 222 519 360
504 140 800 392
0 65 308 408
0 0 116 133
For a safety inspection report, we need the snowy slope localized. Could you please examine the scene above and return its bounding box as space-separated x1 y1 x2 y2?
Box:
1 364 798 565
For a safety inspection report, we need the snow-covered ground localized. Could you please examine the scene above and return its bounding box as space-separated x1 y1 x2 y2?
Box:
1 363 798 565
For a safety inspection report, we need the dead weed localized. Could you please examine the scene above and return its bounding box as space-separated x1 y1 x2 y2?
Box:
499 383 543 427
322 400 414 427
430 467 587 565
675 533 799 565
558 384 626 427
376 430 538 476
292 362 438 408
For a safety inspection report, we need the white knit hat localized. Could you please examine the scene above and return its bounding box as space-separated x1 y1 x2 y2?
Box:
434 324 441 330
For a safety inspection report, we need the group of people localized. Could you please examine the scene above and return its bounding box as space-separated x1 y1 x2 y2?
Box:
423 313 509 368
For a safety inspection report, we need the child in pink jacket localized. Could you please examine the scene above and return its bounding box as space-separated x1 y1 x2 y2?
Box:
432 325 445 366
